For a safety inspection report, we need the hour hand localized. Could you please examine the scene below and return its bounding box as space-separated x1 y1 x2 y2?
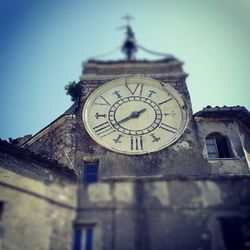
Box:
117 114 133 124
118 108 147 124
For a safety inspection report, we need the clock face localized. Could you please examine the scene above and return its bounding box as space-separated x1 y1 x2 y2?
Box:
83 77 188 155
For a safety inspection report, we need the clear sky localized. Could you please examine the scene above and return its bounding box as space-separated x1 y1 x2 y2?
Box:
0 0 249 140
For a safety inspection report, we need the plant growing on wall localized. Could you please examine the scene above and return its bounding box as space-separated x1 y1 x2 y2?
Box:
64 81 82 101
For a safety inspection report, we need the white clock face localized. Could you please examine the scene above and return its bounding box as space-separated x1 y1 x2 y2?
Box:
83 77 188 155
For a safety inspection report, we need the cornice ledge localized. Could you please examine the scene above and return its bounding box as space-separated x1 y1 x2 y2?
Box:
84 60 183 68
80 72 188 81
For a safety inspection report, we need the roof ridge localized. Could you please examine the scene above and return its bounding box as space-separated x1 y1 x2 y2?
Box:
0 139 77 180
193 105 250 132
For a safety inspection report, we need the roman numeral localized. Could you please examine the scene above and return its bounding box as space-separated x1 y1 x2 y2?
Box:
159 123 177 133
93 121 114 137
158 98 173 105
95 96 111 106
125 82 144 96
130 136 143 150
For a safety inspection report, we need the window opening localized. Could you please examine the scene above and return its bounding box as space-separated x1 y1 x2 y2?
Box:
219 217 250 250
0 202 4 219
206 134 233 158
83 162 99 184
73 227 94 250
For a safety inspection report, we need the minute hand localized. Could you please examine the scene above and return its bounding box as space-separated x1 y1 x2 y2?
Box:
136 108 147 116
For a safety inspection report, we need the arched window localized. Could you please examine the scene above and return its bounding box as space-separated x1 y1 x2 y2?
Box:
205 133 233 159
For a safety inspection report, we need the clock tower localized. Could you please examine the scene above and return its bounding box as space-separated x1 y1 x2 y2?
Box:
73 55 210 177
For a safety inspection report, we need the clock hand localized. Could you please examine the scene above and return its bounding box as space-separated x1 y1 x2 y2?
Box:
137 108 147 115
117 113 133 124
118 108 147 124
131 108 147 118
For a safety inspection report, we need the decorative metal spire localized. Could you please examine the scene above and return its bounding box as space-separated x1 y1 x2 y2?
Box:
121 15 137 61
90 16 173 61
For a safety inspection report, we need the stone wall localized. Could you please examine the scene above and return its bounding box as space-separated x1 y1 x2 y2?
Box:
76 176 250 250
0 145 77 250
24 115 77 170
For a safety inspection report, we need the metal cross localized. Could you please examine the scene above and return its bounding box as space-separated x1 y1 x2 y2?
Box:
122 14 134 25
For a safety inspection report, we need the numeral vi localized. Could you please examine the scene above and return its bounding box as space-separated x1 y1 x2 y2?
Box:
131 136 144 150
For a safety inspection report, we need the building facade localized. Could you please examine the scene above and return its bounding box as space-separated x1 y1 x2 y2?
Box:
0 56 250 250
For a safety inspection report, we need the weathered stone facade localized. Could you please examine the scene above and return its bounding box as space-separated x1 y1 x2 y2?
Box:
0 140 77 250
77 176 250 250
24 115 77 170
1 58 250 250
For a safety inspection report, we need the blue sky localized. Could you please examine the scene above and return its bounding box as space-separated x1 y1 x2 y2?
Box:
0 0 249 140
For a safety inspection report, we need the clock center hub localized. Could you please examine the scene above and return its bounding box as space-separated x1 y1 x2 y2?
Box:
108 96 162 135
